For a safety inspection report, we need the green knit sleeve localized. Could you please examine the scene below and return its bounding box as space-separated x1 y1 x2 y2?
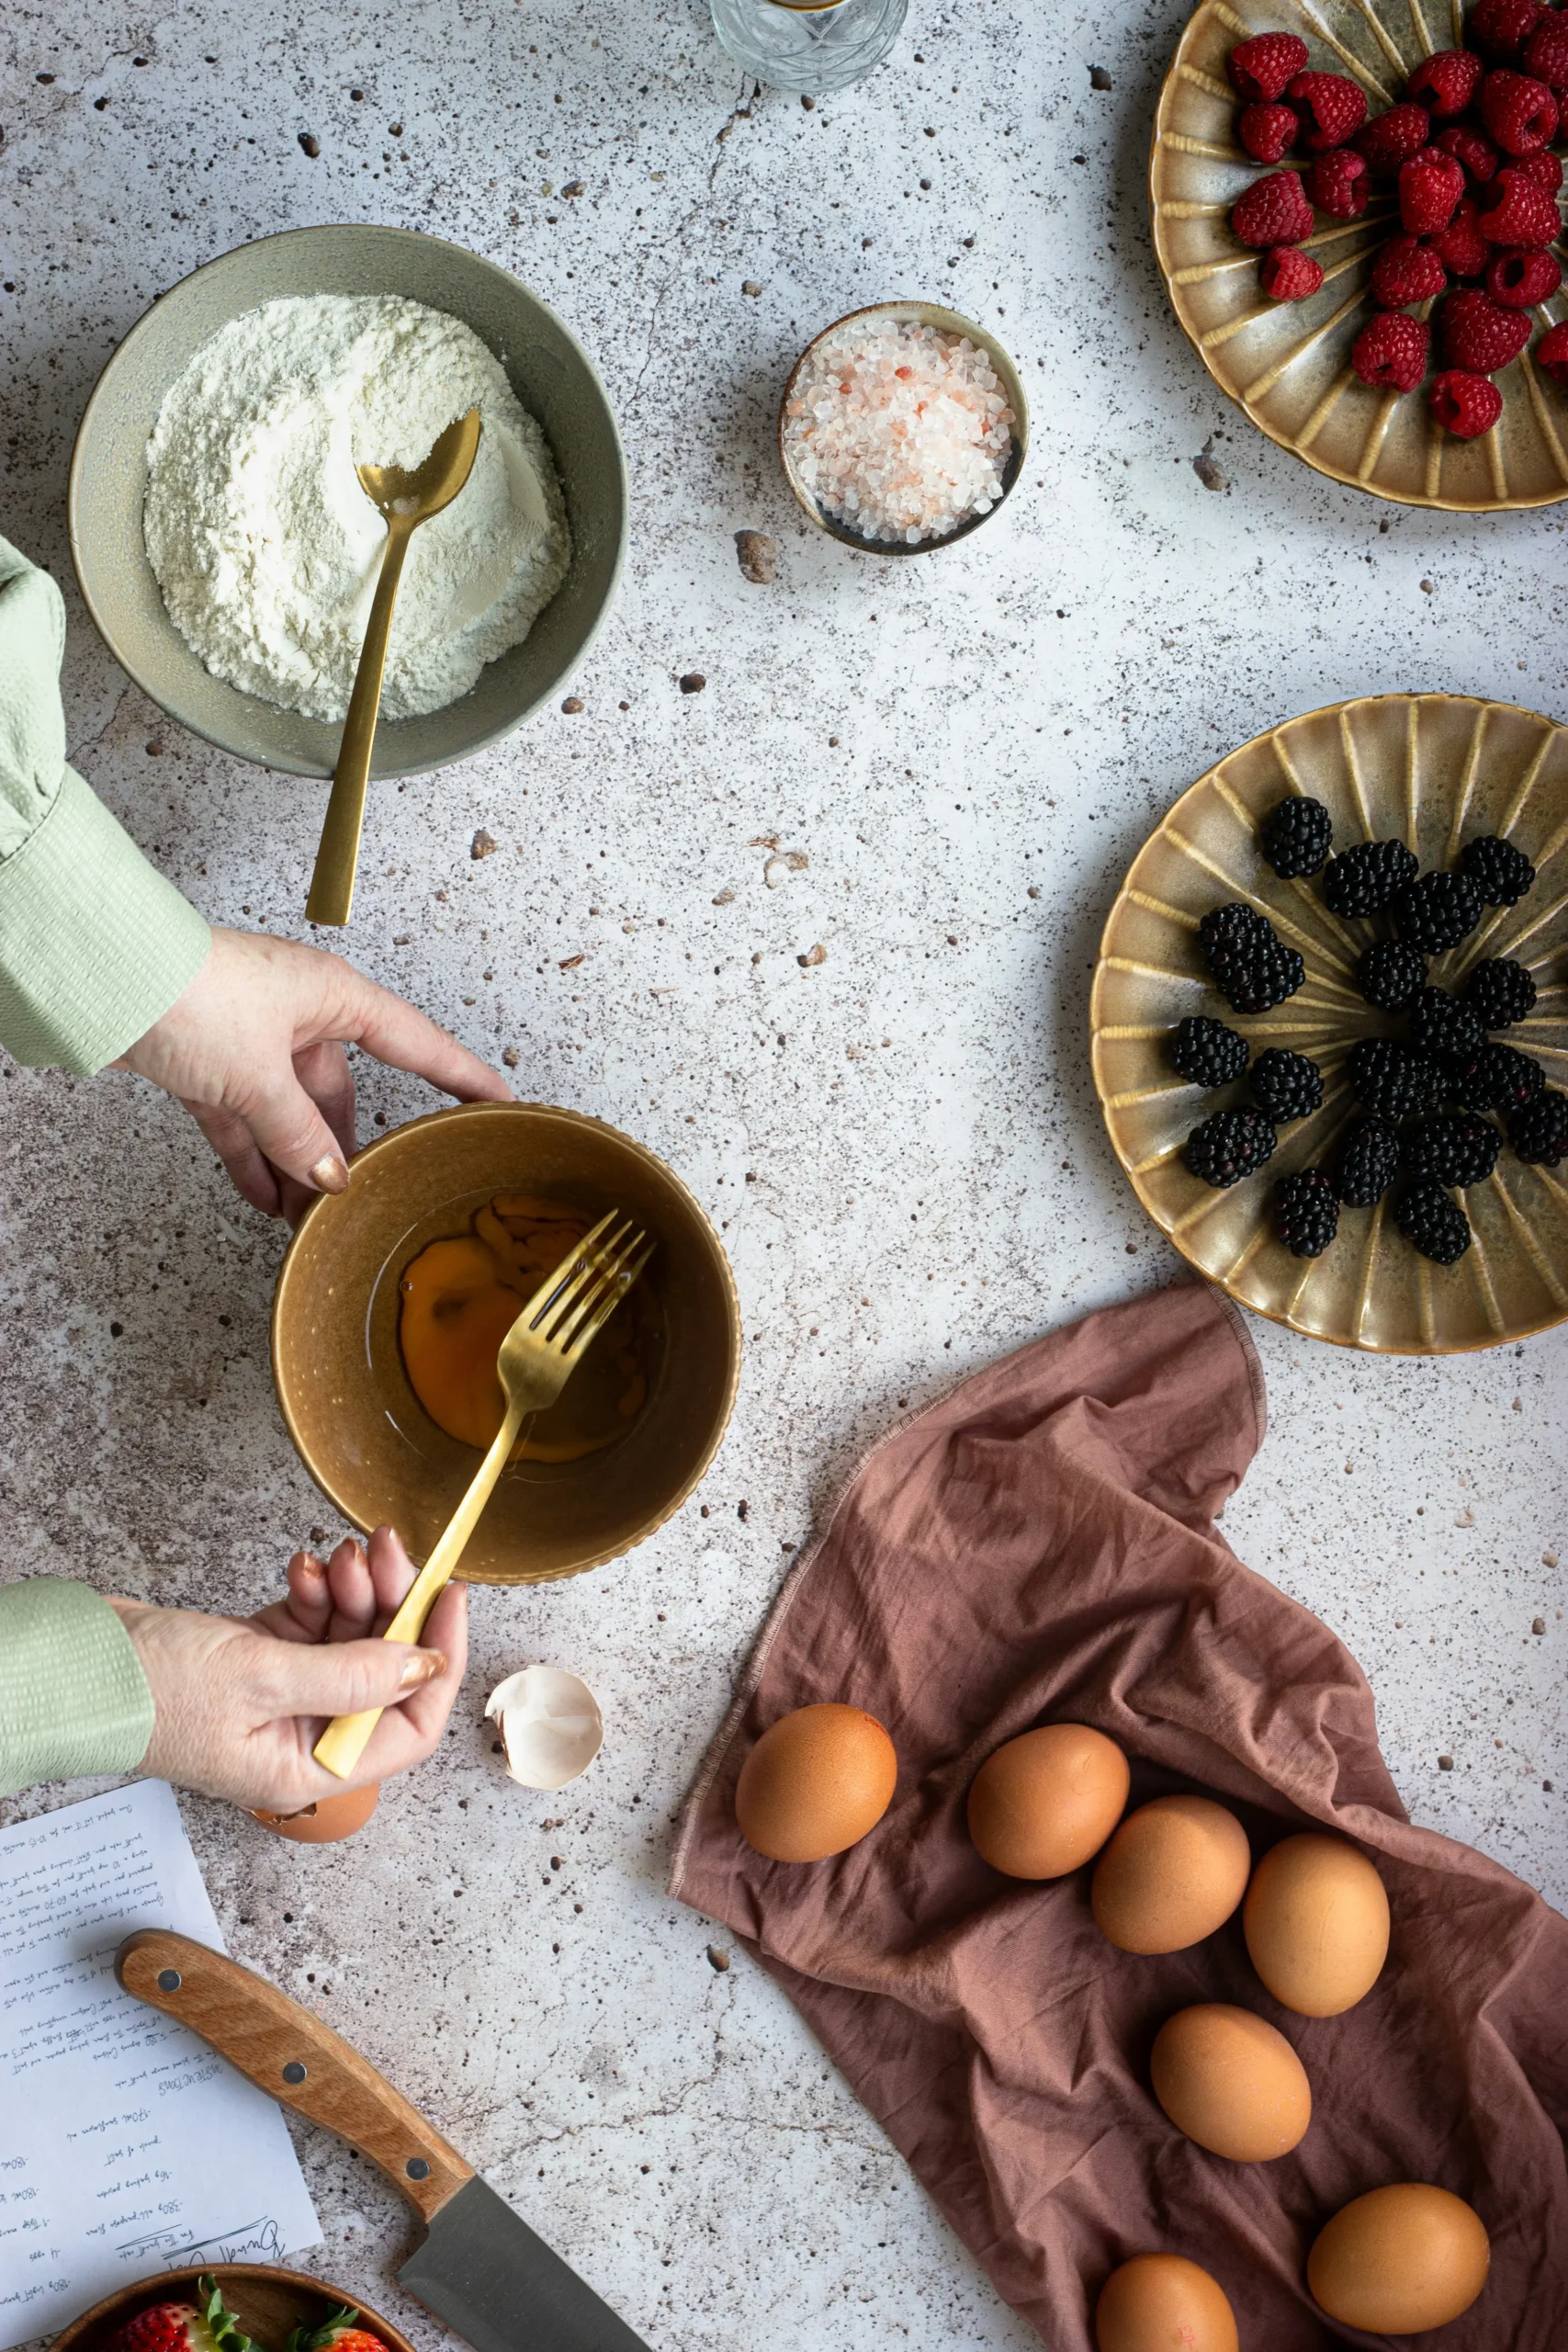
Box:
0 534 210 1074
0 1578 154 1797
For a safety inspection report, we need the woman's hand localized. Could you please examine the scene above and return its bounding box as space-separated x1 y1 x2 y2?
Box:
107 1526 468 1814
115 926 513 1219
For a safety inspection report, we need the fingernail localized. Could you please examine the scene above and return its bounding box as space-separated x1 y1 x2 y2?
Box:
399 1649 446 1690
310 1153 351 1194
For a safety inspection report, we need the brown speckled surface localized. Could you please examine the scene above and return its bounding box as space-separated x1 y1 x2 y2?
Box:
2 5 1566 2347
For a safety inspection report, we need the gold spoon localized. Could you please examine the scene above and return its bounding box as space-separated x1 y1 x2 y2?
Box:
304 408 482 927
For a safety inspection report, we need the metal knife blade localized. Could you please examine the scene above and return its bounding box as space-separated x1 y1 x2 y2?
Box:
399 2173 649 2352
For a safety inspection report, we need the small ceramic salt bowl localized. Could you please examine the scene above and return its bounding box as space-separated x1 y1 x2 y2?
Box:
777 299 1029 556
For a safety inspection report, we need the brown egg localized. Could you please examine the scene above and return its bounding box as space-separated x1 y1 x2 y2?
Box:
966 1724 1129 1879
1243 1832 1390 2017
1308 2184 1490 2332
1091 1795 1251 1953
1150 2003 1312 2161
1094 2254 1239 2352
250 1781 379 1843
735 1703 897 1862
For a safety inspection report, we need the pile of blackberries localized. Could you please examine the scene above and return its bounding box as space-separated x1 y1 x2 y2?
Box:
1173 797 1562 1265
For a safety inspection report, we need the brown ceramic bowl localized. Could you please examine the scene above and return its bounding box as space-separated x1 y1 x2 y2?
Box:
54 2265 415 2352
272 1102 741 1583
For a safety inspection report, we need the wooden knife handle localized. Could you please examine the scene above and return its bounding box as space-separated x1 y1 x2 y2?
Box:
117 1928 471 2225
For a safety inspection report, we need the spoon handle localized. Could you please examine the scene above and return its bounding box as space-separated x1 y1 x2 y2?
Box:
305 517 414 926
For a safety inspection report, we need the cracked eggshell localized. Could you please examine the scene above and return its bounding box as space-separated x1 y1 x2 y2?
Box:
486 1664 604 1790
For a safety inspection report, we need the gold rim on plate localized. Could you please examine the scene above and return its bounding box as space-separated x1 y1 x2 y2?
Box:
1152 0 1568 510
1091 694 1568 1353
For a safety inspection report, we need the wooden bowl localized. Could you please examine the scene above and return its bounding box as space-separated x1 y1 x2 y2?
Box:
1090 694 1568 1353
53 2265 415 2352
271 1102 741 1582
1152 0 1568 510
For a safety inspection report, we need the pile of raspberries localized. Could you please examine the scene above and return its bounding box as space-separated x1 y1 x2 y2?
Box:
1225 6 1568 439
1171 799 1565 1267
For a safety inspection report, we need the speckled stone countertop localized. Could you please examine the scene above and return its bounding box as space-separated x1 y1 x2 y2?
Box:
2 4 1566 2346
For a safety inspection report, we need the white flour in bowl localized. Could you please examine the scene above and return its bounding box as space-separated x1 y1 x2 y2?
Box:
143 293 571 722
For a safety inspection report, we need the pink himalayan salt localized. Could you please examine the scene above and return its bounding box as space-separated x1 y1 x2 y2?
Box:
783 316 1015 546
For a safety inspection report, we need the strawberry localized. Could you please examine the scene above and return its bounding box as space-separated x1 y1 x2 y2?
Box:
1430 368 1506 434
1308 147 1371 215
1524 14 1568 91
1408 49 1485 117
1441 284 1533 368
1513 144 1563 190
1466 0 1544 64
1239 100 1300 162
1228 32 1311 102
1352 311 1432 390
106 2281 254 2352
1433 196 1492 276
1485 243 1563 302
1260 244 1325 299
1536 319 1568 381
1480 65 1559 153
1400 145 1467 232
1231 169 1315 247
1371 232 1449 306
288 2309 386 2352
1434 123 1501 184
1287 69 1369 150
1479 162 1562 243
1355 101 1432 172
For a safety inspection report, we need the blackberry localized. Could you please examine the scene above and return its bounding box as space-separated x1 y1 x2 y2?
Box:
1395 869 1483 953
1260 796 1333 878
1322 838 1417 918
1407 985 1485 1061
1465 956 1537 1030
1274 1169 1339 1257
1404 1114 1501 1188
1198 902 1306 1015
1508 1088 1568 1166
1460 833 1536 907
1359 940 1427 1012
1447 1041 1545 1114
1183 1105 1278 1188
1395 1181 1472 1264
1333 1116 1402 1206
1348 1037 1445 1120
1169 1015 1249 1088
1249 1046 1325 1123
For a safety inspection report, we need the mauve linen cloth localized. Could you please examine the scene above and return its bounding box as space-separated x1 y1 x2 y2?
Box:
670 1283 1568 2349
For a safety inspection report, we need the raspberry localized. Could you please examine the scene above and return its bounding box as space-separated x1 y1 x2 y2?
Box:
1396 867 1485 949
1481 66 1559 153
1512 146 1563 192
1275 1169 1340 1257
1433 124 1501 184
1485 245 1562 303
1441 285 1532 368
1509 1087 1568 1163
1467 0 1544 64
1461 833 1536 903
1536 319 1568 379
1466 956 1538 1026
1396 1180 1472 1262
1372 232 1449 306
1228 31 1311 102
1409 49 1485 117
1355 101 1432 172
1232 170 1316 248
1288 70 1369 150
1433 198 1491 277
1351 311 1431 390
1240 100 1301 163
1524 12 1568 88
1261 244 1325 299
1308 147 1371 216
1480 164 1562 244
1431 368 1506 433
1400 147 1467 232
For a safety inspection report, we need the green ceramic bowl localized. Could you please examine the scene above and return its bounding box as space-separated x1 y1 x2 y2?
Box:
68 225 626 778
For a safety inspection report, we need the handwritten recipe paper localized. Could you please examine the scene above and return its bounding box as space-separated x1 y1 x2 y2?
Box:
0 1781 320 2347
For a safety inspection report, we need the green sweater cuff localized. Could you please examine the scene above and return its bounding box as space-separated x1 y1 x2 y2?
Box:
0 1577 154 1797
0 763 210 1074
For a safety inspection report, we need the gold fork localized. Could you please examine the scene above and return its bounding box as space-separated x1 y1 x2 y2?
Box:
312 1210 653 1779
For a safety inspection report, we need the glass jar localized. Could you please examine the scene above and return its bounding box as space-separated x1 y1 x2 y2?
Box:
709 0 909 95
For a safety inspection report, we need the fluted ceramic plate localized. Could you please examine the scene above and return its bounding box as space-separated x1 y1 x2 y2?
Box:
1091 695 1568 1352
1154 0 1568 508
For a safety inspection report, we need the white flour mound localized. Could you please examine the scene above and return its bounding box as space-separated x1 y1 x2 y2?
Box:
143 293 571 723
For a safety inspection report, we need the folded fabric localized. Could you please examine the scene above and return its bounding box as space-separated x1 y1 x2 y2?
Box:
671 1282 1568 2349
